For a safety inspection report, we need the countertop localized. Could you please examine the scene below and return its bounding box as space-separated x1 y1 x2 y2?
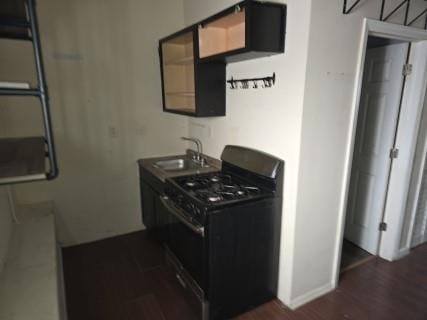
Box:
138 149 221 182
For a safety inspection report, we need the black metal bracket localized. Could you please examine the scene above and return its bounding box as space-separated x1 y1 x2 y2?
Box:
343 0 427 29
343 0 362 14
407 7 427 28
380 0 410 25
227 73 276 90
27 0 58 180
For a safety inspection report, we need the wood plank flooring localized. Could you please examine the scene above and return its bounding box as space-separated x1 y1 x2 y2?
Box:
340 239 373 271
62 231 427 320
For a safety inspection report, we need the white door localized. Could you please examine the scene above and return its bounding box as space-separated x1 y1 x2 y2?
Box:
345 43 409 255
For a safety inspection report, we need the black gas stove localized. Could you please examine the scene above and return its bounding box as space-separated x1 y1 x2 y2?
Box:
175 172 270 204
164 171 273 228
160 145 284 320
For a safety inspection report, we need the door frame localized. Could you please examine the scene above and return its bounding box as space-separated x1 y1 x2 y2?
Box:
344 42 410 256
333 19 427 287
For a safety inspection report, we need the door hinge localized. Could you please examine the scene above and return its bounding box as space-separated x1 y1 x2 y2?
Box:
379 222 387 231
403 63 413 76
390 148 399 159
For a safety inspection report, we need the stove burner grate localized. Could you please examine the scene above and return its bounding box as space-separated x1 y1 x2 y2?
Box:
195 190 223 203
177 172 265 205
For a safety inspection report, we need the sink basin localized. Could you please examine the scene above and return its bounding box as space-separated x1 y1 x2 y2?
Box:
153 158 207 172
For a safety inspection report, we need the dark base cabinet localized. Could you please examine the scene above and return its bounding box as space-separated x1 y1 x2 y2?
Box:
140 182 156 230
139 166 168 242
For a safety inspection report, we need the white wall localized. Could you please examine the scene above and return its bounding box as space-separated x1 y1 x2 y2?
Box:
183 0 312 305
0 188 13 273
0 0 189 246
407 88 427 247
292 0 427 306
411 158 427 246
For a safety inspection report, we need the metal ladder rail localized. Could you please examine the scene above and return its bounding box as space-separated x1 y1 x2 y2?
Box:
27 0 58 180
0 0 58 181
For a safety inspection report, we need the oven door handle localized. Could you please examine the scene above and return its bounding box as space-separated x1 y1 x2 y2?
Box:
160 196 205 237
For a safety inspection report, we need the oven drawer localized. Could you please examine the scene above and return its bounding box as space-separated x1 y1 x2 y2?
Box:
165 246 209 320
159 195 206 291
159 196 204 237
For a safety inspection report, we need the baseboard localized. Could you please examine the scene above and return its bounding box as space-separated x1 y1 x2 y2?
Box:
411 235 424 248
57 244 68 320
395 247 410 260
287 282 334 310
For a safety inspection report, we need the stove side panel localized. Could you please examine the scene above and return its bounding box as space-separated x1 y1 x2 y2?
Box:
207 197 282 319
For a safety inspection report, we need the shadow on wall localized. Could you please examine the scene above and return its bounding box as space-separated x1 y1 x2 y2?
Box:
0 0 190 246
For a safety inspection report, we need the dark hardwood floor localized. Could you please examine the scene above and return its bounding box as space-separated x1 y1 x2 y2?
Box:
340 239 373 271
62 231 427 320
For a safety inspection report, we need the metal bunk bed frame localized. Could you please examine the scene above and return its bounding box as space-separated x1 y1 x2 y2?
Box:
0 0 58 184
343 0 427 29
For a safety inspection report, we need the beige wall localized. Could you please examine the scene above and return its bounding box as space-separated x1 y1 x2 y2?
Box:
183 0 312 305
292 0 427 306
0 0 189 245
0 188 13 273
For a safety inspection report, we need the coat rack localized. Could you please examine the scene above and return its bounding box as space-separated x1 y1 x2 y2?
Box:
343 0 427 29
227 73 276 90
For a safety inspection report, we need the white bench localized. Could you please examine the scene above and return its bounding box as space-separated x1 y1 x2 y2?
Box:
0 202 66 320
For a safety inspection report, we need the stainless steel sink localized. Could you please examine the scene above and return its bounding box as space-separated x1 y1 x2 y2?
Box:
153 158 207 172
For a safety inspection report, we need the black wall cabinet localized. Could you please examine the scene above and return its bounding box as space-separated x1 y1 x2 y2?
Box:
198 0 286 63
159 0 286 117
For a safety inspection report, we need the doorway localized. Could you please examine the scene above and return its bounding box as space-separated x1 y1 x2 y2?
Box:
341 36 410 271
335 20 427 280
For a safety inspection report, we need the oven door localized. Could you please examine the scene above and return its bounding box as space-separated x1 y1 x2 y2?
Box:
159 195 206 291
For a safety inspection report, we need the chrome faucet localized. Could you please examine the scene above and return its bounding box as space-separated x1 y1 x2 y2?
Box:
181 137 204 165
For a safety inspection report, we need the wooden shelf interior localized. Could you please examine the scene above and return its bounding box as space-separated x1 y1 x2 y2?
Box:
163 56 193 66
199 8 245 59
162 31 195 113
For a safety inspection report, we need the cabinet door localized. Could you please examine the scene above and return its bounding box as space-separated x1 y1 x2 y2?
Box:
160 29 196 115
154 195 169 243
141 181 157 230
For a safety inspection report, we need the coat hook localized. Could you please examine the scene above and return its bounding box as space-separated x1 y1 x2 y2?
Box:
253 80 258 89
226 73 276 90
228 77 234 89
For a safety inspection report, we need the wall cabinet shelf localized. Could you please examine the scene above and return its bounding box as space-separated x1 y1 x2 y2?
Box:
160 27 226 117
198 0 286 63
166 92 195 97
164 56 194 66
159 0 286 117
